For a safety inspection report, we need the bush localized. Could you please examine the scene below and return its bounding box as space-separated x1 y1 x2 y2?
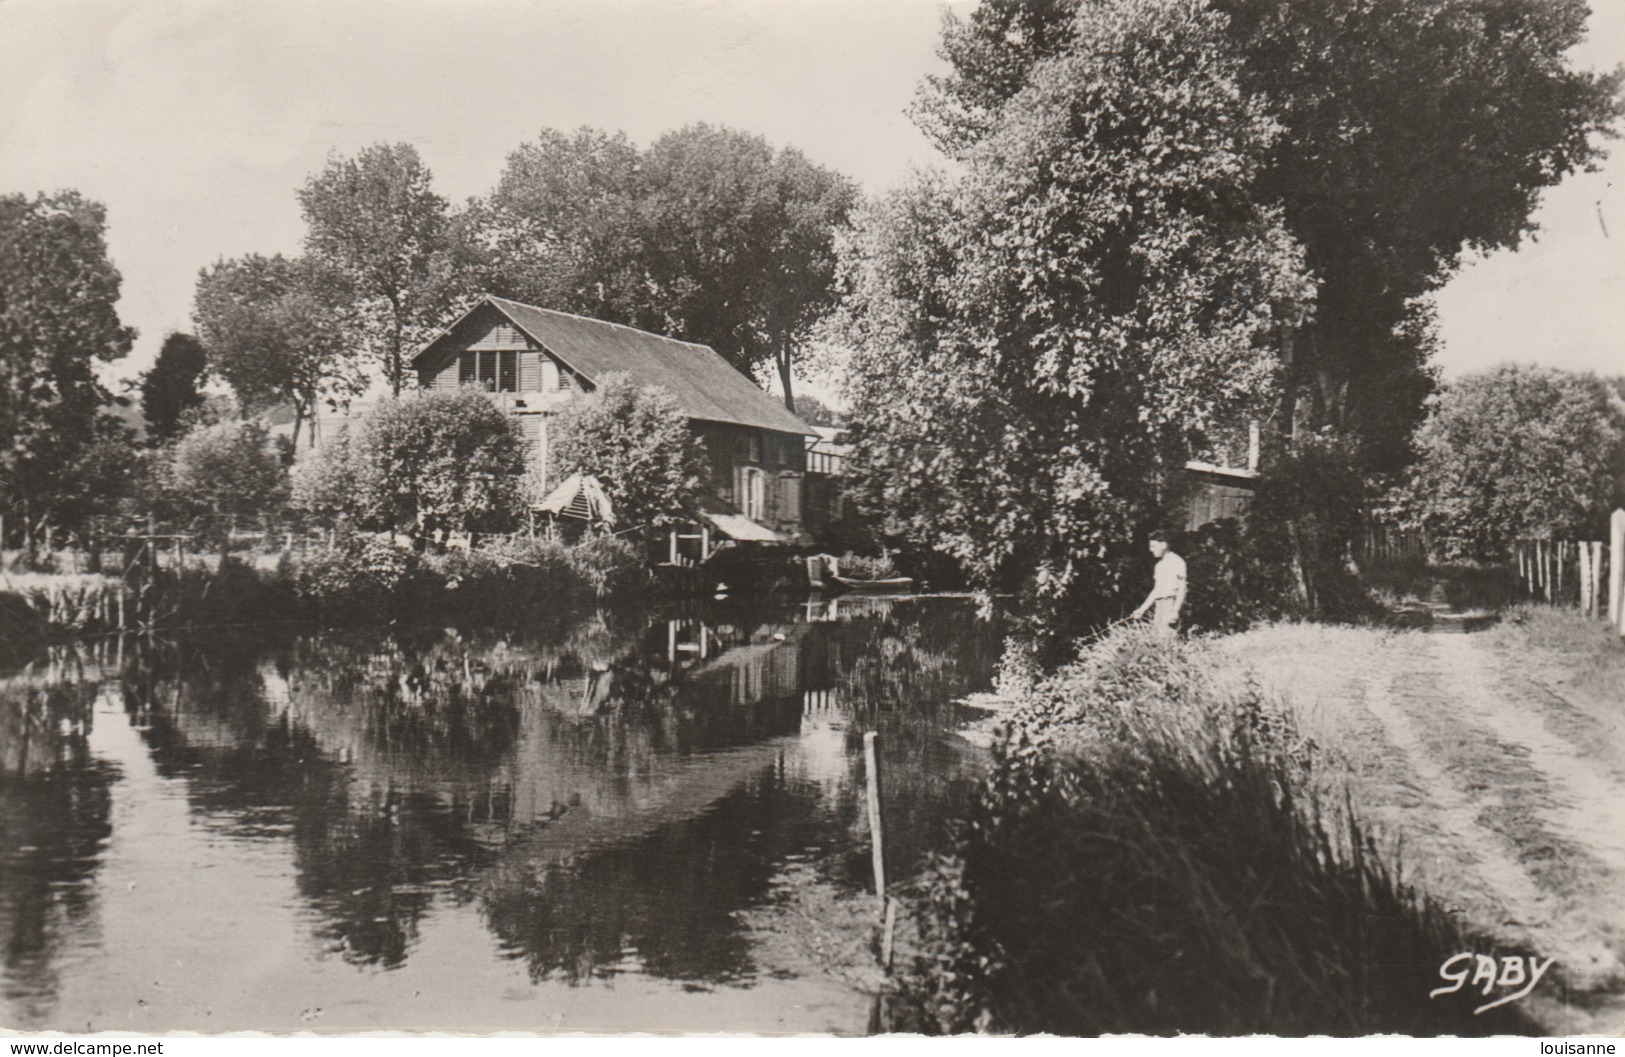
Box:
549 373 705 531
421 536 577 614
564 535 647 598
1174 518 1291 634
887 625 1537 1036
292 389 528 535
292 532 420 614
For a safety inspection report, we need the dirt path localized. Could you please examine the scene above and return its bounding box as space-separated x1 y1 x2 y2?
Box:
1219 618 1625 1034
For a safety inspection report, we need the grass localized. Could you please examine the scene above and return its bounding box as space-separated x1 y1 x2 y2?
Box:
1482 604 1625 751
885 624 1539 1036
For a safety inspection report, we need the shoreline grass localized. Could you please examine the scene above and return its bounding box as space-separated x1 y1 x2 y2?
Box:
0 532 649 664
885 623 1540 1036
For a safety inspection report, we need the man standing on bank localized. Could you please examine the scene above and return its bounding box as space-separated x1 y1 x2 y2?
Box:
1131 531 1187 634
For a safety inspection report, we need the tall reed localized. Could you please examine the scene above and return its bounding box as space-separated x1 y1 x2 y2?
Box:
887 625 1538 1035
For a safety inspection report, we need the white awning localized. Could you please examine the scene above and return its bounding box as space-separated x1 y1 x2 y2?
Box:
699 509 789 542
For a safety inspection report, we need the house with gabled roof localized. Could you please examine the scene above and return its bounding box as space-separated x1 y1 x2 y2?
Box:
410 295 818 543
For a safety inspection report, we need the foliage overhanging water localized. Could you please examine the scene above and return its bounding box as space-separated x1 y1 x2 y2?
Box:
0 595 1004 1033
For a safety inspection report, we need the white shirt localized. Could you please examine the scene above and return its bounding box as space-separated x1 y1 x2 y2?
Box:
1152 552 1187 600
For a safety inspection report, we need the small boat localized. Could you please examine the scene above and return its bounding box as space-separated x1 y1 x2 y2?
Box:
830 573 914 593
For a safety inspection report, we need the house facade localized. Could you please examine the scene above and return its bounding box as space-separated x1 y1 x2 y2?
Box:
410 296 818 541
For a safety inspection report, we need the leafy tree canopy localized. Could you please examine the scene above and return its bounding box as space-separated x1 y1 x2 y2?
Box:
548 372 705 532
476 124 857 408
1394 365 1625 557
293 389 527 535
912 0 1622 474
838 0 1312 602
166 418 289 549
0 190 136 540
139 332 209 442
299 143 461 396
194 253 363 451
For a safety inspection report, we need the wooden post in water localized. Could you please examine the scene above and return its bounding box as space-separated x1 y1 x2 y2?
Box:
864 730 897 969
864 731 887 909
1612 512 1625 634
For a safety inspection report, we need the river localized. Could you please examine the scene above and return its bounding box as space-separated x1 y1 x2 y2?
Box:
0 595 1005 1034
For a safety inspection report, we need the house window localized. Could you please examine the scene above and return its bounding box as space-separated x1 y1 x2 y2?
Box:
558 370 573 391
748 433 762 463
463 349 519 392
742 467 766 522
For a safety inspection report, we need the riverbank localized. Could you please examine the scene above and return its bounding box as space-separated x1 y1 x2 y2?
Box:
0 533 647 661
885 606 1625 1035
1212 607 1625 1034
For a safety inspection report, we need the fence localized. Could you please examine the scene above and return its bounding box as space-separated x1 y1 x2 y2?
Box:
1509 509 1625 636
1354 524 1427 566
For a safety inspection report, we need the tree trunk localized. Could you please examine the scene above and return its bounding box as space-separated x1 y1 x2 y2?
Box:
777 343 796 412
389 291 405 397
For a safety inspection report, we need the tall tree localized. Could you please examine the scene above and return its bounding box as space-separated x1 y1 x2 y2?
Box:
638 125 857 408
0 191 135 545
475 127 646 318
1396 365 1625 558
166 418 289 561
298 143 451 396
139 332 208 442
912 0 1622 476
477 124 856 409
193 254 363 451
837 0 1312 604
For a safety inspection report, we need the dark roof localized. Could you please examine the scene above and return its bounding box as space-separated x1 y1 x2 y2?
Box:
413 296 816 436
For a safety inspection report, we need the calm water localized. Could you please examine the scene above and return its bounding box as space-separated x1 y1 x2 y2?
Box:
0 595 1004 1033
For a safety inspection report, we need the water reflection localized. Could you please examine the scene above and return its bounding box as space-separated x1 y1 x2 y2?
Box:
0 656 112 1025
0 596 1003 1030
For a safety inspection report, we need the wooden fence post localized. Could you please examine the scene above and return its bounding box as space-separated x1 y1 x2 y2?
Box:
1593 541 1606 619
1611 511 1625 632
1579 542 1593 617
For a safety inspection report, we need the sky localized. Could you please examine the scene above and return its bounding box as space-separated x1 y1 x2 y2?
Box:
1 0 1621 387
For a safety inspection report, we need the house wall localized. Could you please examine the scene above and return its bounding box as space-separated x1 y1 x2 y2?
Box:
415 320 582 397
693 422 807 536
1185 474 1255 532
414 316 809 535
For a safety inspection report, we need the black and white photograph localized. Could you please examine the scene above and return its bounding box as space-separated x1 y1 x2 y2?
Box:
2 0 1623 1040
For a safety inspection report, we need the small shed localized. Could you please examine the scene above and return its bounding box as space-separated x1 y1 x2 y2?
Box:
1183 460 1257 532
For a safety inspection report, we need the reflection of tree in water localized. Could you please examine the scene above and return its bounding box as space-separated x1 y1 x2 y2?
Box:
0 598 1004 991
0 665 112 1025
481 767 828 986
818 601 1005 723
100 610 662 970
803 600 1007 875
